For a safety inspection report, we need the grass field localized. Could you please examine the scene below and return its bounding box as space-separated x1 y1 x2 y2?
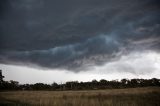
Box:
0 87 160 106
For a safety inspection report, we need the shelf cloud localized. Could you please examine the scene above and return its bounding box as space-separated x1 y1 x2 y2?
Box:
0 0 160 73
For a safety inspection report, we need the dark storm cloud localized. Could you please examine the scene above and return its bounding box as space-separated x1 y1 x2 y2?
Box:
0 35 119 70
0 0 160 71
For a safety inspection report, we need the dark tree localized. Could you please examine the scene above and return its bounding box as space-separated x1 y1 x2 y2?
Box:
51 82 59 90
0 70 4 83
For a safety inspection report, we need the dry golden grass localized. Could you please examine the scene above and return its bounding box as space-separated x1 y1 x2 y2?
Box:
0 87 160 106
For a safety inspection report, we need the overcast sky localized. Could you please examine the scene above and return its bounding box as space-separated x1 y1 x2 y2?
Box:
0 0 160 84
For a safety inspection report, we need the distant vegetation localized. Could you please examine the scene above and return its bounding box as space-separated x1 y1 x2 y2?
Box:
0 70 160 106
0 70 160 91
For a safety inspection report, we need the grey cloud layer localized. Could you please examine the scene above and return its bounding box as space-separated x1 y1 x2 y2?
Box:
0 35 119 70
0 0 160 71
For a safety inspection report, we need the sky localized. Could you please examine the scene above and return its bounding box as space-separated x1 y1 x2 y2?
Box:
0 0 160 84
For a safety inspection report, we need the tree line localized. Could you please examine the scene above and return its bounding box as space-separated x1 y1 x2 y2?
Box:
0 70 160 91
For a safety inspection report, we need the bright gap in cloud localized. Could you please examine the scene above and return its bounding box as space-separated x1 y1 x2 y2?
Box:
0 50 160 84
92 50 160 75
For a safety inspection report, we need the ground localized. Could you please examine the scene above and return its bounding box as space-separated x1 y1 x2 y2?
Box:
0 87 160 106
